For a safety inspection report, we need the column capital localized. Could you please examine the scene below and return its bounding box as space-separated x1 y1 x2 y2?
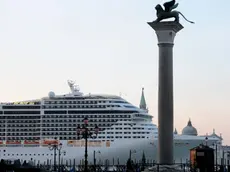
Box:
147 21 184 44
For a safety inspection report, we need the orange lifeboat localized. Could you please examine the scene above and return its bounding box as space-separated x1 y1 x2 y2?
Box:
6 140 21 145
42 139 59 146
24 140 40 145
0 140 4 146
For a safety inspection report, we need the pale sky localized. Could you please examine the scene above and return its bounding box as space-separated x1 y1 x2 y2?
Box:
0 0 230 144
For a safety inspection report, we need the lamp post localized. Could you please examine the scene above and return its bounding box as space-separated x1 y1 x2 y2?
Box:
48 141 62 172
76 117 99 172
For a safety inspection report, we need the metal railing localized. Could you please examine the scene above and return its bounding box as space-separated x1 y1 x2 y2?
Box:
1 159 230 172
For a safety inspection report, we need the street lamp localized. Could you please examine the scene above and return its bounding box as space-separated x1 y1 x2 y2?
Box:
48 141 62 172
76 117 99 172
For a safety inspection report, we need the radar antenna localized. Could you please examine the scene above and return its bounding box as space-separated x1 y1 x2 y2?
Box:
67 80 80 94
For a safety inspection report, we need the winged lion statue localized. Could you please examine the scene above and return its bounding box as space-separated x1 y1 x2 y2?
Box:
154 0 194 24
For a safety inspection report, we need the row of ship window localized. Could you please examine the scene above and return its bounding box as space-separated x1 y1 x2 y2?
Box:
1 128 98 132
0 123 147 129
41 126 145 131
1 110 135 115
0 131 151 136
2 106 40 109
107 127 145 130
0 134 151 140
43 110 137 114
0 116 40 119
3 128 104 132
43 105 120 109
43 119 122 122
0 125 38 128
3 133 39 136
106 132 150 134
1 125 40 128
1 121 134 126
44 100 126 104
45 100 107 104
42 124 111 127
98 136 147 139
44 104 121 108
43 115 130 118
1 120 39 123
0 124 155 132
0 129 40 132
2 111 40 114
0 121 138 125
42 131 150 135
0 124 111 128
2 121 38 124
0 114 132 119
0 119 125 124
2 136 147 139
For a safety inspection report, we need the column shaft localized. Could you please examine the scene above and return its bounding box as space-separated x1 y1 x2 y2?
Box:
158 43 174 164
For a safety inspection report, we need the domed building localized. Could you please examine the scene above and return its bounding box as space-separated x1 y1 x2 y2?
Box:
182 119 198 136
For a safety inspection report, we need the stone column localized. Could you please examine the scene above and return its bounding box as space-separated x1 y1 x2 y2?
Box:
148 21 183 164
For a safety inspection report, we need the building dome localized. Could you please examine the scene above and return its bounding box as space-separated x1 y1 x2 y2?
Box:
182 119 198 136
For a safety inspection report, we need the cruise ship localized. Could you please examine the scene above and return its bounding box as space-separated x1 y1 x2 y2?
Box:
0 81 224 165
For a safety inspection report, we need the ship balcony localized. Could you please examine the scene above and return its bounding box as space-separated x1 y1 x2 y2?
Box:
132 113 152 120
6 125 40 128
6 130 40 132
6 121 40 124
5 136 40 140
42 119 122 123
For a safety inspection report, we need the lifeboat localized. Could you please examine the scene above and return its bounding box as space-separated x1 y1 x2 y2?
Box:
6 140 21 145
42 139 59 146
24 140 40 145
0 140 4 146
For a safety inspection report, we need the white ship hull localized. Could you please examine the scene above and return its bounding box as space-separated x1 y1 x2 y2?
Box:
0 137 217 165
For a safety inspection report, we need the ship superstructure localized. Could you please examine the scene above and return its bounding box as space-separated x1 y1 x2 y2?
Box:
0 81 155 142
